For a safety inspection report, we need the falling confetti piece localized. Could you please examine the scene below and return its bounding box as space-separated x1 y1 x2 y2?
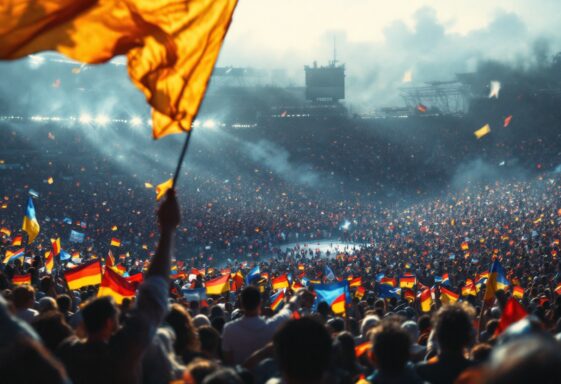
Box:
474 124 491 139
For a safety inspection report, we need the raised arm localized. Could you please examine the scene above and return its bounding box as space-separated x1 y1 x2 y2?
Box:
146 189 180 279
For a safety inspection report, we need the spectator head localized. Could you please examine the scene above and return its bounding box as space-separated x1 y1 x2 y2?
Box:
183 358 219 384
31 311 73 353
360 315 380 338
240 286 261 314
274 318 332 384
81 296 119 340
165 303 200 356
434 303 474 354
485 335 561 384
12 285 35 310
198 325 221 359
56 294 72 314
193 314 211 329
326 317 345 334
401 320 420 344
370 319 411 375
333 331 357 375
37 297 58 314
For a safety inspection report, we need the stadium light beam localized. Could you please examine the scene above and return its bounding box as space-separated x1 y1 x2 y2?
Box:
130 116 142 126
79 114 92 124
95 114 109 125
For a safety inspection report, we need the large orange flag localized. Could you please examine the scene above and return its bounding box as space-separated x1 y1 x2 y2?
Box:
0 0 238 139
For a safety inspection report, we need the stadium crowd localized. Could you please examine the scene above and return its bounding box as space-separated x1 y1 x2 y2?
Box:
2 169 561 383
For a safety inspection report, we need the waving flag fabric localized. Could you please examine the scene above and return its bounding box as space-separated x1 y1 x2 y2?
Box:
22 197 40 243
4 248 25 264
0 0 238 139
313 281 350 315
64 260 102 290
12 274 31 286
205 274 229 295
272 274 289 291
484 260 509 305
97 266 137 304
270 289 285 312
45 250 54 274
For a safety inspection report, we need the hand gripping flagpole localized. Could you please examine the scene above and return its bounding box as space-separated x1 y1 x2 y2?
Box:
172 128 193 187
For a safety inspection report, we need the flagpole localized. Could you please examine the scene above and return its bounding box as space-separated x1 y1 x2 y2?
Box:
172 129 193 187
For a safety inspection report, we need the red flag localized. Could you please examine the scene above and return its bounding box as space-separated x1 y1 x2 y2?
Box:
494 297 528 336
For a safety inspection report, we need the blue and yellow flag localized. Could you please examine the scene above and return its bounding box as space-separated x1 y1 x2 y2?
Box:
484 260 509 304
22 197 40 243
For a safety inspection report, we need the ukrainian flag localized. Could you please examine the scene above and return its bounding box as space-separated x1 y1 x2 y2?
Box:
484 260 509 304
22 197 40 243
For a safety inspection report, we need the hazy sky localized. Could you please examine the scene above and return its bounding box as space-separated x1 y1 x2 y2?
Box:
217 1 561 107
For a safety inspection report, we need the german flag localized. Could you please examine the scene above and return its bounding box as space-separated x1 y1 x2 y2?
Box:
272 274 289 291
462 281 477 297
355 286 366 300
403 288 415 302
512 286 524 299
205 274 230 295
419 288 432 312
106 250 115 267
12 274 31 286
97 266 136 304
11 235 22 246
440 286 459 304
349 276 362 288
0 227 11 237
51 238 61 256
230 271 244 292
64 260 102 290
45 250 54 274
399 275 416 289
460 242 469 251
380 277 396 287
110 238 121 247
291 280 304 292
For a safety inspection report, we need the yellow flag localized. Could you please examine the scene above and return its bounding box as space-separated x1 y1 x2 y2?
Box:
0 0 238 139
474 124 491 139
156 178 173 201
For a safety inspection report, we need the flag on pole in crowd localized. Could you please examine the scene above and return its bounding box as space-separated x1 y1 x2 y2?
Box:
494 297 527 336
205 274 230 295
512 285 524 299
45 251 54 274
3 248 25 264
22 197 40 243
97 266 137 304
156 179 173 201
64 260 102 290
0 0 239 139
110 238 121 247
399 274 416 289
0 227 11 236
355 286 366 300
270 289 285 312
246 266 260 285
69 230 85 243
380 277 396 287
313 281 350 315
440 286 460 304
377 284 401 299
484 260 509 305
474 124 491 139
349 277 362 288
441 273 450 286
51 238 61 255
419 288 432 312
272 274 289 291
12 274 31 286
11 235 22 246
106 250 116 267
